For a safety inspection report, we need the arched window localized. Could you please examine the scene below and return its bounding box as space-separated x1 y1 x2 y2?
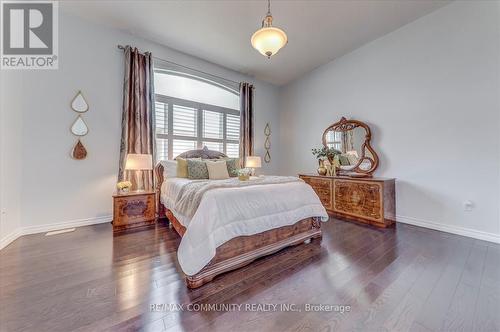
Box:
154 65 240 160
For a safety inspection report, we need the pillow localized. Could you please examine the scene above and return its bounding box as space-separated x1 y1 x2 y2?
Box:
346 154 359 165
176 146 227 160
339 154 351 166
222 158 240 177
177 157 201 178
160 160 177 178
187 159 209 179
206 161 230 180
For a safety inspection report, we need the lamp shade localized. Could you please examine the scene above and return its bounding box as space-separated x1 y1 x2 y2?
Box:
125 154 153 170
251 26 288 58
245 156 262 168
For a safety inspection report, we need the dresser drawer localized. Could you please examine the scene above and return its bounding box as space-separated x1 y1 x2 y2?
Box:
301 176 332 210
333 179 383 222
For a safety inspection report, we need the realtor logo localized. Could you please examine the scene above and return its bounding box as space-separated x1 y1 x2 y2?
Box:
1 1 58 69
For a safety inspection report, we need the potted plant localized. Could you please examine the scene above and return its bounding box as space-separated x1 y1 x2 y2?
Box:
238 168 251 181
311 147 341 176
116 180 132 194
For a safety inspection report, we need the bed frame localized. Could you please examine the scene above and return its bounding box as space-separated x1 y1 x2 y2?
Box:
155 163 322 288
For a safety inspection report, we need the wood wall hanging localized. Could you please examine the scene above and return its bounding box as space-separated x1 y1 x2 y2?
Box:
70 91 89 160
264 123 271 163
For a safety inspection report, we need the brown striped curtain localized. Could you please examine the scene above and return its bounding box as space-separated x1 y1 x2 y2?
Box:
239 82 254 168
118 46 156 190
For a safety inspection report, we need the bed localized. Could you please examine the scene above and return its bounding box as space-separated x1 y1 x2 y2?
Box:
154 154 328 288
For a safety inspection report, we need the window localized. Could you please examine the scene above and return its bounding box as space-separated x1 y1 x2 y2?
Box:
154 69 240 160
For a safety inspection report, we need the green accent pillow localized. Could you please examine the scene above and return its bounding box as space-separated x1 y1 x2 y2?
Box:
187 159 209 179
224 158 240 177
339 154 350 166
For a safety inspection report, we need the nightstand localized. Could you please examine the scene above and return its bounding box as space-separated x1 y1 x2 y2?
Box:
112 191 156 232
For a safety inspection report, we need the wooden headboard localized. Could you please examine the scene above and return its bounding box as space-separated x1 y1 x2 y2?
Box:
154 148 229 217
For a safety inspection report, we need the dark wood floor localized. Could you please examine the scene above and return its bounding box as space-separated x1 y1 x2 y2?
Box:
1 218 499 332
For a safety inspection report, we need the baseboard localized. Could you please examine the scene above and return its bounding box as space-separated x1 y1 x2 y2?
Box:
397 215 500 244
0 215 112 250
0 228 22 251
21 215 112 236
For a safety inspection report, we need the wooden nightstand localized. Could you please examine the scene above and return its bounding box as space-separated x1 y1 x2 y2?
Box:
112 191 156 232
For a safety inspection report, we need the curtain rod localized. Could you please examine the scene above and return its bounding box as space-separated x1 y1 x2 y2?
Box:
117 44 241 86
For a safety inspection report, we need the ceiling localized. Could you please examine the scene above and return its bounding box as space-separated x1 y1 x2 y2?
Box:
61 0 450 86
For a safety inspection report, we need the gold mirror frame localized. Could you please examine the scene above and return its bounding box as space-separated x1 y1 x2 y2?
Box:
322 117 379 176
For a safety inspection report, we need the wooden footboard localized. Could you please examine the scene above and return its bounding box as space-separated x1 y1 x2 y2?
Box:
165 208 321 288
154 162 322 288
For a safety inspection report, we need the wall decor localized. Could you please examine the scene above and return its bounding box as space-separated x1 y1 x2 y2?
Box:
70 91 89 113
70 90 89 160
70 115 89 136
264 123 271 163
71 139 87 160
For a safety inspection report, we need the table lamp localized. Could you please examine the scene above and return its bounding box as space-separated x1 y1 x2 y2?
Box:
245 156 262 176
125 153 153 191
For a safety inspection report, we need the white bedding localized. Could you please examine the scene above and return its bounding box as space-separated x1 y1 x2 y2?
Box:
161 176 329 276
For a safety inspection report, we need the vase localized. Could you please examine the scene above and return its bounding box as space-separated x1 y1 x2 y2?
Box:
317 159 327 176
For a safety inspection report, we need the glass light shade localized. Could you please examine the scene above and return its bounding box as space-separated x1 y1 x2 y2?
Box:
245 156 262 168
251 26 288 58
125 154 153 170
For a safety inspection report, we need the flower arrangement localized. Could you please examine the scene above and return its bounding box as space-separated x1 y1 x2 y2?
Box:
238 168 251 181
116 181 132 193
311 146 342 161
312 147 342 176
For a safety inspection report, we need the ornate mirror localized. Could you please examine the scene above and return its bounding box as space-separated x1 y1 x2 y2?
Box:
322 117 379 176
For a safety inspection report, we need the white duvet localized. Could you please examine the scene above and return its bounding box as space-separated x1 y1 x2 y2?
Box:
161 177 328 276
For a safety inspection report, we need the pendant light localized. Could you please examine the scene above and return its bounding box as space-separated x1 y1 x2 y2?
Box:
251 0 288 58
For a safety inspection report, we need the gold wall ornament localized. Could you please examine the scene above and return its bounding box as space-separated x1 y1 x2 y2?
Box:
264 123 271 163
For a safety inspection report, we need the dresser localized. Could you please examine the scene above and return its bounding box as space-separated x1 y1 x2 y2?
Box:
299 174 396 228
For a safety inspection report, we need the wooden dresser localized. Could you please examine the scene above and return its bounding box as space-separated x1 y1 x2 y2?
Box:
299 174 396 228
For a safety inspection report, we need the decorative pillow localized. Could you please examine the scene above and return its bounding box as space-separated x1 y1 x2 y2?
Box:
206 161 229 180
160 160 177 178
187 159 209 179
222 158 240 177
176 157 200 178
176 146 227 160
339 154 351 166
346 154 359 165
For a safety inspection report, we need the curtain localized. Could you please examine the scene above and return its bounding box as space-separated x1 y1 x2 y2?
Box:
118 46 156 190
239 82 254 168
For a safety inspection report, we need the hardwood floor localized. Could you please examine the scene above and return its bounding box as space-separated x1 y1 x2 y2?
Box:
1 218 499 332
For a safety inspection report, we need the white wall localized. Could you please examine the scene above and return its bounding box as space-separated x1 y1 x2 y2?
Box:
279 1 500 241
0 70 23 247
0 8 281 248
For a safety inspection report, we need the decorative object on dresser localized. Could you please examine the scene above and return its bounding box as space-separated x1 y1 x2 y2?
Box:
322 117 379 176
112 191 156 232
264 123 271 163
311 146 341 176
300 174 395 228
